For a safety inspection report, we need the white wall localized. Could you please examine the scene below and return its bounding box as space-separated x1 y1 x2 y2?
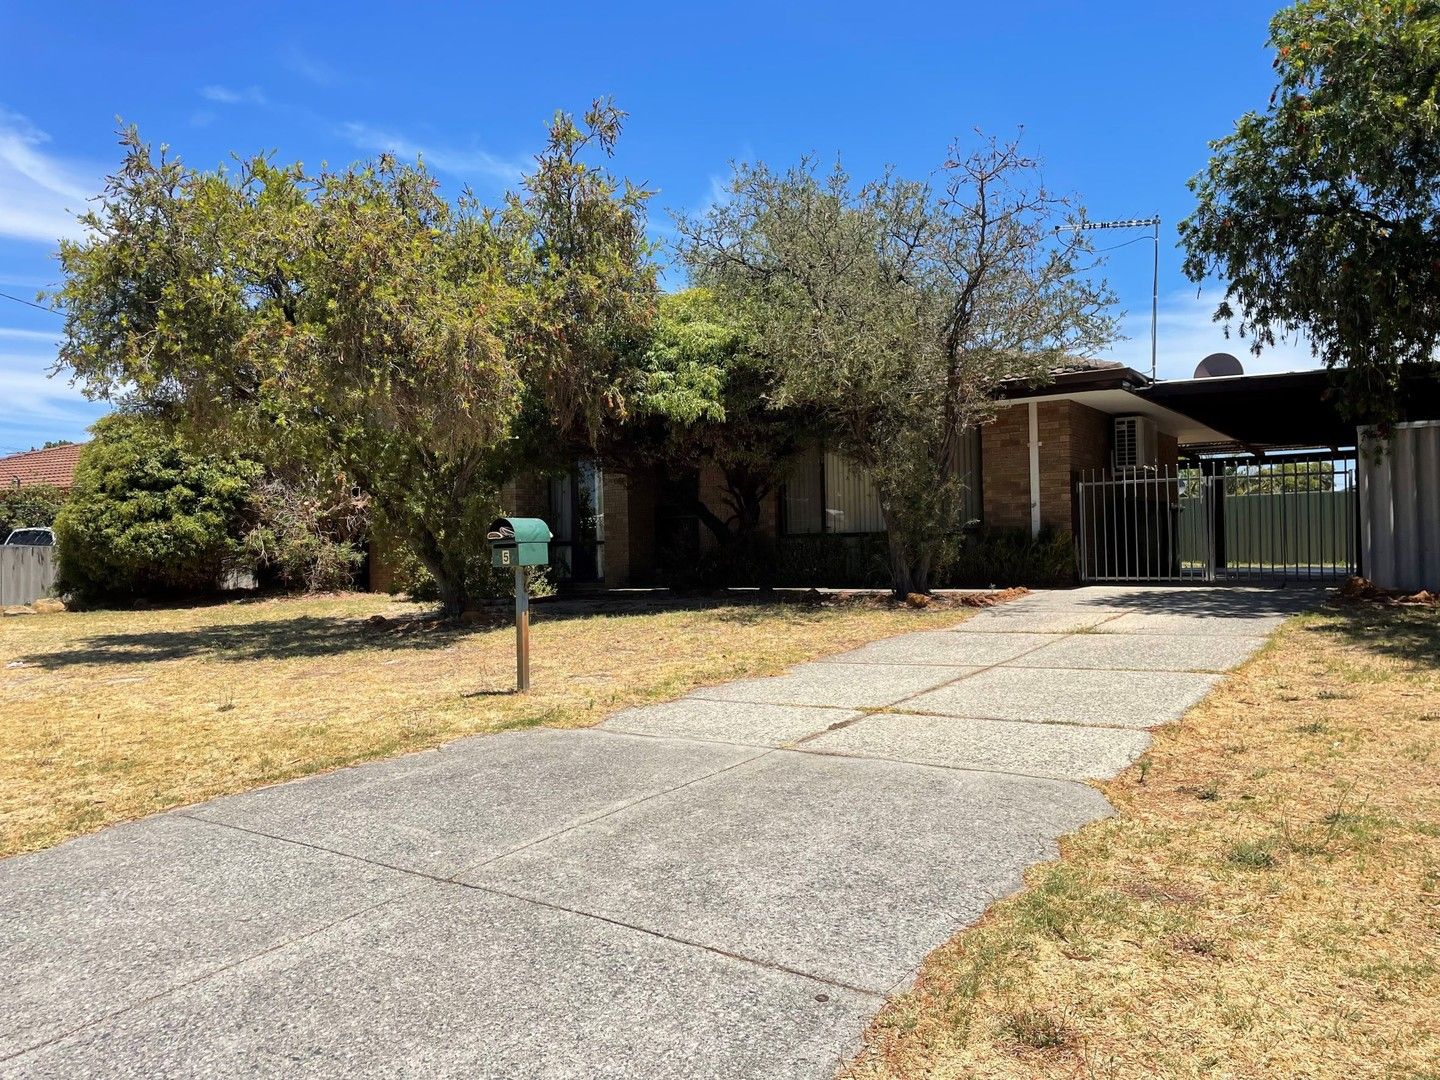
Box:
1359 420 1440 591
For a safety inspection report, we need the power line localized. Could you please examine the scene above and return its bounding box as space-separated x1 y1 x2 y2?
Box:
0 291 61 315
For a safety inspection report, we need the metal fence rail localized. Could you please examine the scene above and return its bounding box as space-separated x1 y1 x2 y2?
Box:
1077 460 1357 583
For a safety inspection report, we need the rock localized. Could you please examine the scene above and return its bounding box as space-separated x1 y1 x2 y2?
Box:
3 605 35 617
365 614 391 628
32 598 66 614
905 592 931 608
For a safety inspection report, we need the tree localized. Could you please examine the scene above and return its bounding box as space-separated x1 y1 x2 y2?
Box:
54 415 260 601
1229 460 1338 494
678 142 1115 595
610 288 810 581
242 467 370 592
1180 0 1440 423
0 485 67 537
51 102 654 614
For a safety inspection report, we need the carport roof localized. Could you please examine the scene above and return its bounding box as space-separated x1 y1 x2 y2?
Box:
1001 365 1440 455
1139 368 1440 454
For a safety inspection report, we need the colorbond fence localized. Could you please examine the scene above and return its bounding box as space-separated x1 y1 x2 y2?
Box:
0 545 57 606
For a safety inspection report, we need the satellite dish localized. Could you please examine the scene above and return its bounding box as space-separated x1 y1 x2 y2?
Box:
1194 352 1244 378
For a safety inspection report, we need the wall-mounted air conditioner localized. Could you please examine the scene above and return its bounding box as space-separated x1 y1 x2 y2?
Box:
1113 415 1159 471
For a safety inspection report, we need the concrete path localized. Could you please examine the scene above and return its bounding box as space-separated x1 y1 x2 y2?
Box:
0 586 1318 1078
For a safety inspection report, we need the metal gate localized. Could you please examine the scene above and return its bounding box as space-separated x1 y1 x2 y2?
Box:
1076 459 1358 583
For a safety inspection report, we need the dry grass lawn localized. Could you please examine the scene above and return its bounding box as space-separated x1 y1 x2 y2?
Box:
845 600 1440 1080
0 590 979 859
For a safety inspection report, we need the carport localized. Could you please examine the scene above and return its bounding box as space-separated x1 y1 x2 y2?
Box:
1068 369 1440 586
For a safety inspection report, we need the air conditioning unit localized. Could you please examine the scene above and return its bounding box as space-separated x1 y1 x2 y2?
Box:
1113 415 1159 471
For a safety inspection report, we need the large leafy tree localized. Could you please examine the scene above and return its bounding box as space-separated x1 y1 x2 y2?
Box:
679 142 1115 596
1180 0 1440 421
51 102 654 613
608 288 809 575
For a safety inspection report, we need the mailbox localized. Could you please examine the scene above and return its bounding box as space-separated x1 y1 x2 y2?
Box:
486 517 552 569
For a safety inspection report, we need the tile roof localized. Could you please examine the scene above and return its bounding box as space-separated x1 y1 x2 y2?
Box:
0 443 86 490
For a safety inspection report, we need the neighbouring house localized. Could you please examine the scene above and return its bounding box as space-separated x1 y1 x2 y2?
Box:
368 359 1440 594
0 443 85 490
0 444 84 606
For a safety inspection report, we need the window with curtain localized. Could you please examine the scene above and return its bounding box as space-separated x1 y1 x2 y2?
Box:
782 444 824 534
782 430 982 536
782 443 884 535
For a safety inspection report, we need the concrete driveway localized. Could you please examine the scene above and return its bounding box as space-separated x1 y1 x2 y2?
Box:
0 586 1318 1078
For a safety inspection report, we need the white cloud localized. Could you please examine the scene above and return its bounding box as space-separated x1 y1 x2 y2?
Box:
0 109 95 245
0 326 63 344
0 345 106 451
338 121 530 185
200 84 267 106
281 44 340 87
1097 288 1319 381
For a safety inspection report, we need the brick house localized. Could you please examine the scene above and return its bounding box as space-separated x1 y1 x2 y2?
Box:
373 360 1439 591
471 361 1226 589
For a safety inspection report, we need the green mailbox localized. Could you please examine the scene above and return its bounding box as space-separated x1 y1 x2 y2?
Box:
487 517 551 693
486 518 552 569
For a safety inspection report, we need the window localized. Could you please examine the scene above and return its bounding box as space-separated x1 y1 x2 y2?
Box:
782 444 884 535
782 445 825 534
781 431 983 536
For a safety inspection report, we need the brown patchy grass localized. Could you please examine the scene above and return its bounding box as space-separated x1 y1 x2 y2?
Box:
0 590 978 859
845 601 1440 1080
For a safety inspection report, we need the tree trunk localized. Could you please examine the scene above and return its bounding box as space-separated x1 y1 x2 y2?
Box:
723 468 776 592
413 527 466 617
881 506 935 599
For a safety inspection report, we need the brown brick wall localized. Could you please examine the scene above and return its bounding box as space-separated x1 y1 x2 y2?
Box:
367 526 403 593
505 473 550 519
1068 402 1112 478
981 405 1032 531
981 400 1113 533
601 471 630 584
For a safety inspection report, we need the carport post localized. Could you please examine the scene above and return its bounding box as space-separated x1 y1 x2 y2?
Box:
514 566 530 692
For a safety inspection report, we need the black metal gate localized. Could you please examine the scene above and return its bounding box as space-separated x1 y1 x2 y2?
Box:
1076 459 1358 582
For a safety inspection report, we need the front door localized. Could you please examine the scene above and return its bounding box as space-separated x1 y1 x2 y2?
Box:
549 462 605 583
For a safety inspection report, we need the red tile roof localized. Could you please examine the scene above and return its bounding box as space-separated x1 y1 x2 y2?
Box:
0 443 86 490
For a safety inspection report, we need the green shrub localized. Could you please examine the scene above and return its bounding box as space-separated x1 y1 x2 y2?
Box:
0 484 67 538
385 538 556 605
54 416 261 603
940 527 1076 588
773 533 891 588
668 527 1076 591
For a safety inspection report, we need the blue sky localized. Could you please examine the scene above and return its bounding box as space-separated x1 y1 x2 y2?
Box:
0 0 1315 455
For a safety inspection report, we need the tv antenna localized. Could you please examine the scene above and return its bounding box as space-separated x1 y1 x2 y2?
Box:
1055 216 1161 382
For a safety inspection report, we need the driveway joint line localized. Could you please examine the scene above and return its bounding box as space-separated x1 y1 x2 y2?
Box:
872 630 1094 713
774 745 1107 791
167 808 892 1003
453 879 888 1000
993 661 1233 674
0 877 431 1066
448 746 778 877
868 708 1163 733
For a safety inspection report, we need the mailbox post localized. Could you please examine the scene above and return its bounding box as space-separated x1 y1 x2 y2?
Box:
485 518 552 692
